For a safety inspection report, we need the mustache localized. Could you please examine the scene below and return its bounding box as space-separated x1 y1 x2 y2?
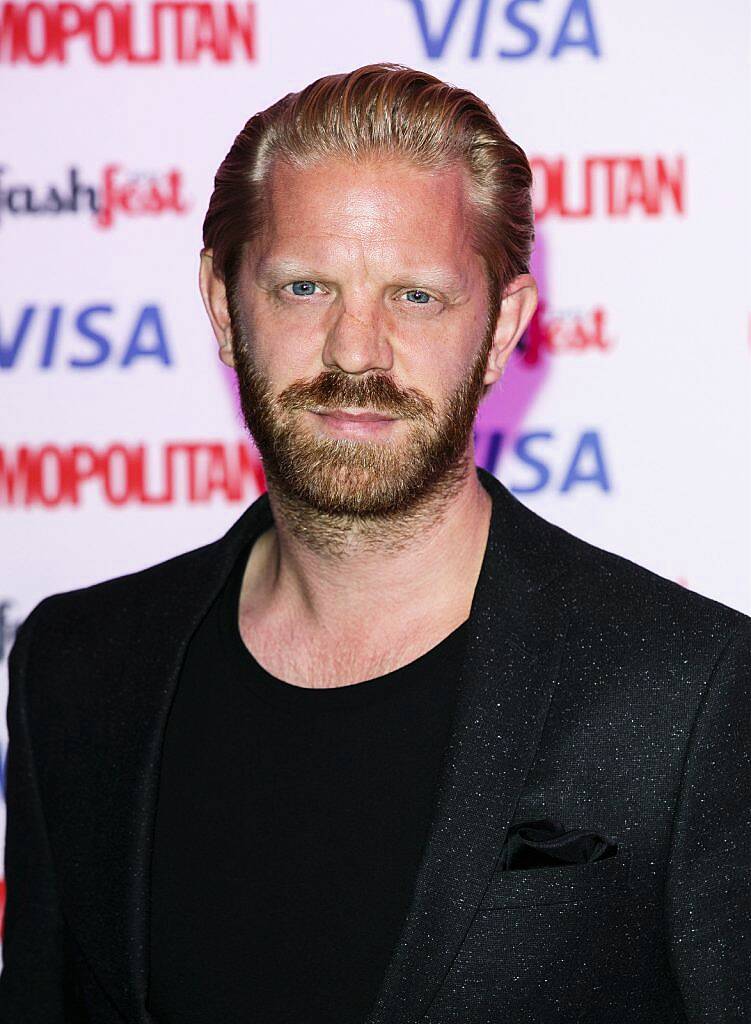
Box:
277 371 436 420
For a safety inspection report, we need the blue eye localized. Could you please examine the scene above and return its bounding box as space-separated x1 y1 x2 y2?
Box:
289 281 317 296
404 289 431 304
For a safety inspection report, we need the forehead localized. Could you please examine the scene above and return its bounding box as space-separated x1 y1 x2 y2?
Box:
255 154 480 278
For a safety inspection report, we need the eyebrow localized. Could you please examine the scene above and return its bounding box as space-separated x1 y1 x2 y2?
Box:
255 258 318 283
258 260 313 280
256 258 467 296
396 271 467 296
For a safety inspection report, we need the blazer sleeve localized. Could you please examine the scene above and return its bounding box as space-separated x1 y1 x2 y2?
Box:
665 619 751 1020
0 601 70 1023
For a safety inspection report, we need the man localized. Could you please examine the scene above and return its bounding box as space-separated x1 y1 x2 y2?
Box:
1 63 749 1024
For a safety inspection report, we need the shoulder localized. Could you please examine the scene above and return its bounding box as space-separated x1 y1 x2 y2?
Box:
25 537 216 630
13 530 233 686
16 495 270 654
479 463 749 662
526 500 750 666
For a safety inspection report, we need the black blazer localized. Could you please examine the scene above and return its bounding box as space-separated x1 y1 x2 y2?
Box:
2 469 749 1023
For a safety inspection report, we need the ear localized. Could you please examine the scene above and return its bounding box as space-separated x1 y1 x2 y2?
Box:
199 249 235 368
483 273 538 387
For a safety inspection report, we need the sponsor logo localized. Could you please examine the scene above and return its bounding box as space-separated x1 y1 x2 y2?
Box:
0 165 189 229
475 427 611 494
1 598 19 938
518 302 613 366
0 599 20 663
1 303 173 369
0 441 266 506
1 601 19 946
0 1 256 64
532 155 685 219
0 432 608 505
0 598 17 922
405 0 600 60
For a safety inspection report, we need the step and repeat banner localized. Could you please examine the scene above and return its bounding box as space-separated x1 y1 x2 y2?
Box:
1 0 749 929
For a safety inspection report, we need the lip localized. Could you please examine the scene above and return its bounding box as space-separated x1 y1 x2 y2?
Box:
308 408 400 438
312 408 398 423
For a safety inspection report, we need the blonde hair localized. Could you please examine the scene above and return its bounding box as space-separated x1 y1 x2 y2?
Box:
203 63 534 313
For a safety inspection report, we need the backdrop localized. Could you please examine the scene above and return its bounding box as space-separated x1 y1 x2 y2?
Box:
1 0 749 936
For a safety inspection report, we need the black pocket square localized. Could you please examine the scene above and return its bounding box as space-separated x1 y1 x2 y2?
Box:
500 818 618 871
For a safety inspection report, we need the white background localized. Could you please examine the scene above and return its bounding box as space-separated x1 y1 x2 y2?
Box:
1 0 750 921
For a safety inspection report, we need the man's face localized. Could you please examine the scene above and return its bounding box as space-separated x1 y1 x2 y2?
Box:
227 155 498 517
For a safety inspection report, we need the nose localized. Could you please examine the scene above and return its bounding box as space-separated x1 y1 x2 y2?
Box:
321 301 393 376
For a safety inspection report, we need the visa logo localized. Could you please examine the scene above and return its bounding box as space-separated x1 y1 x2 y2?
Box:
475 428 611 494
404 0 601 60
0 304 172 369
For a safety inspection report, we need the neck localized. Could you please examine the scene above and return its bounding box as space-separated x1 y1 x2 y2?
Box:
243 455 492 637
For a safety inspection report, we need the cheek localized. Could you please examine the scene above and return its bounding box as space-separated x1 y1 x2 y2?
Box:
393 351 467 416
249 303 329 384
393 321 483 401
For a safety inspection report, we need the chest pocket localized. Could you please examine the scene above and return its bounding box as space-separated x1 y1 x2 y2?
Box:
478 849 631 909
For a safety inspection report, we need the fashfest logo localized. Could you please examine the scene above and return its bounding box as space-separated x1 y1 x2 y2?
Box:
531 155 685 219
0 1 256 63
0 304 173 369
405 0 600 60
0 165 189 229
518 302 613 366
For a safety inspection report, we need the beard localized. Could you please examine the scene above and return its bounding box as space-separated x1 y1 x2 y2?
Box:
228 301 492 521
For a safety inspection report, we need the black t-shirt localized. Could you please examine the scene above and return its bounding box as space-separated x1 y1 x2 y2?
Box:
147 542 469 1024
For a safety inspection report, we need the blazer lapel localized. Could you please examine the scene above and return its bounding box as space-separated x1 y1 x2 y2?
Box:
364 469 572 1024
61 494 275 1023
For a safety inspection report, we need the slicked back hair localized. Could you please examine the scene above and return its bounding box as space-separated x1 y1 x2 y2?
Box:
202 63 535 321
